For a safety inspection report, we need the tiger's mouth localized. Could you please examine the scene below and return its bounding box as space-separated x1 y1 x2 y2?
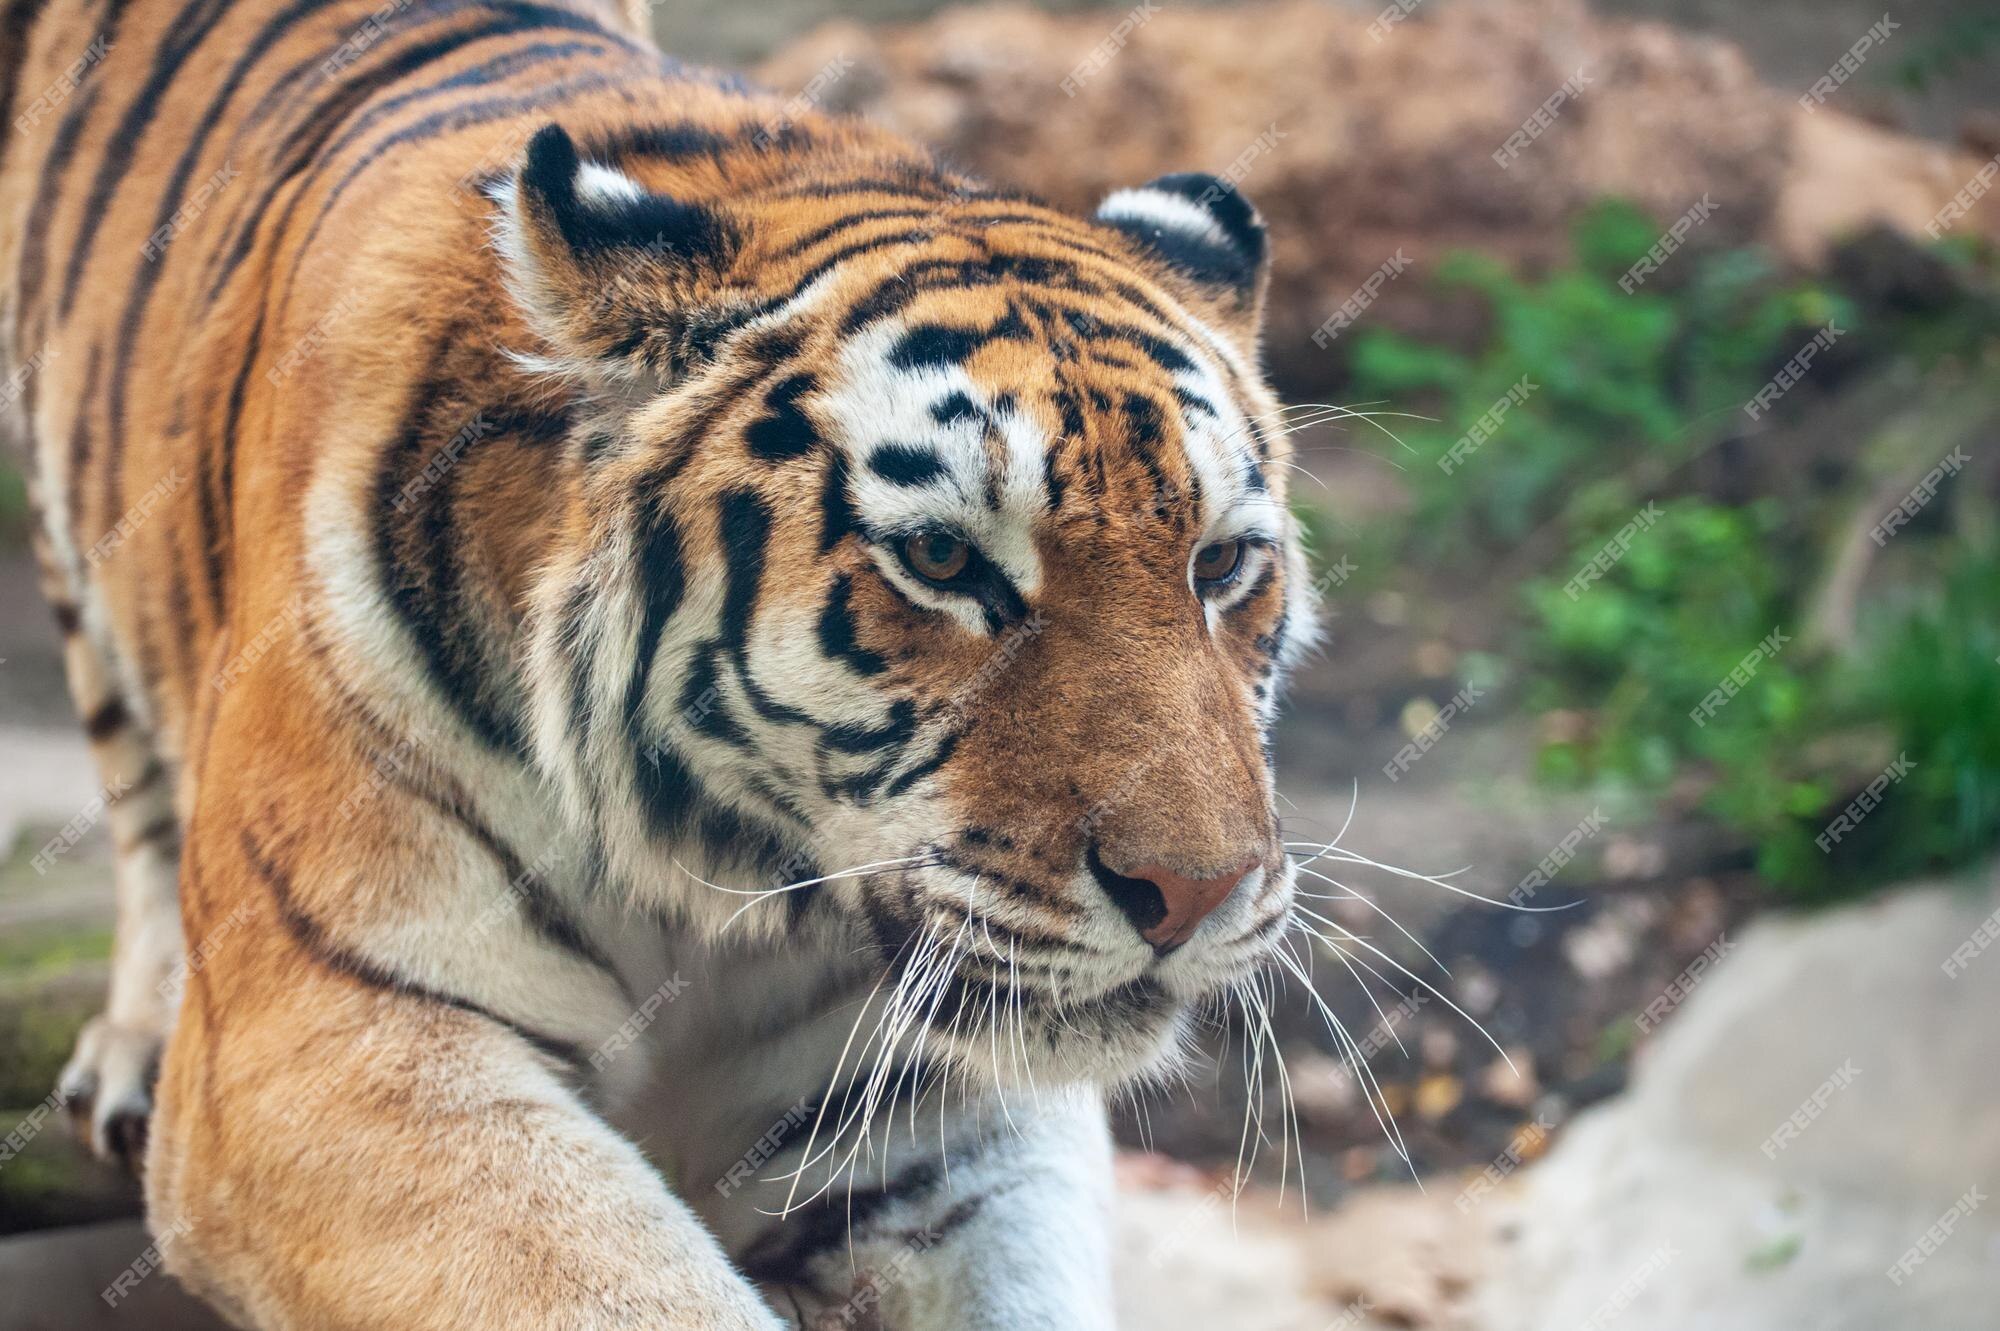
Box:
850 859 1293 1089
970 975 1184 1088
883 957 1190 1090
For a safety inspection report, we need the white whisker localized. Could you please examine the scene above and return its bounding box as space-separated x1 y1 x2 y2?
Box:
1293 904 1517 1076
1274 935 1411 1170
1286 841 1573 913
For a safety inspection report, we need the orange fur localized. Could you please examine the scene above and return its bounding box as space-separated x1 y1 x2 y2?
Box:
2 2 1305 1324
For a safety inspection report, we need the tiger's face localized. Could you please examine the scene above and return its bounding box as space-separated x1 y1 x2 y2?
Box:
509 126 1313 1088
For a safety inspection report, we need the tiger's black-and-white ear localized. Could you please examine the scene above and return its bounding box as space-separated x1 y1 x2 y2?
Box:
490 124 742 391
1097 173 1270 343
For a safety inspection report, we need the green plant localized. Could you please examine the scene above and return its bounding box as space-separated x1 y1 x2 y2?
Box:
1342 201 1841 556
1337 202 2000 900
1892 14 2000 92
1833 551 2000 879
0 457 27 549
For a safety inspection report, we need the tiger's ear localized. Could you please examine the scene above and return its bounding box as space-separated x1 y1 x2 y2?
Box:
1096 173 1270 347
491 123 742 392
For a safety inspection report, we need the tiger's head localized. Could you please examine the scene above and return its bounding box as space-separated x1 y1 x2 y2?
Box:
507 123 1315 1088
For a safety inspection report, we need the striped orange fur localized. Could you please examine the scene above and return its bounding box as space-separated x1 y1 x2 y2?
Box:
1 2 1312 1324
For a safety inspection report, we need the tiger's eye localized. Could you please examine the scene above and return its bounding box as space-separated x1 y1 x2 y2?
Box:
903 531 971 583
1192 538 1244 585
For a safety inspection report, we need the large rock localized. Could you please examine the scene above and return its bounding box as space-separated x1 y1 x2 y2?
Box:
1470 871 2000 1330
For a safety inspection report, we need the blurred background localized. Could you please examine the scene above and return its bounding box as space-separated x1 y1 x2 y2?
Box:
4 0 1998 1326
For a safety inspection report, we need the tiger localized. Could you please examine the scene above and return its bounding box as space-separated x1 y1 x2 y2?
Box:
0 0 1315 1325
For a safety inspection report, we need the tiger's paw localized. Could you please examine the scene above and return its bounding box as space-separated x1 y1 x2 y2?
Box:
57 1015 163 1173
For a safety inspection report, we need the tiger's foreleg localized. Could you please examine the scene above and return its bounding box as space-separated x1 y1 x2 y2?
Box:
30 526 185 1170
748 1094 1118 1330
142 669 785 1331
154 1000 786 1329
146 857 786 1331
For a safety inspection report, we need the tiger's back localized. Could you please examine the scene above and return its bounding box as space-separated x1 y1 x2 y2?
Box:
2 0 902 768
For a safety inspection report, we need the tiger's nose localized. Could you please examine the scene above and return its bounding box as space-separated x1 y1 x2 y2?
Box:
1088 846 1258 954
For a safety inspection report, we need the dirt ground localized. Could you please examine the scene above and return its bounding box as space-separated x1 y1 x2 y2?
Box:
652 0 2000 149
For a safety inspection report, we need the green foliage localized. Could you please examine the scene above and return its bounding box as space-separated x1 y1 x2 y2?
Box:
1344 201 1842 553
1339 201 2000 901
1891 13 2000 92
1840 552 2000 878
0 456 27 549
1525 500 1799 789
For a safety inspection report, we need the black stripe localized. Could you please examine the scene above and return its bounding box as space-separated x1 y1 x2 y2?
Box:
637 328 800 494
14 73 100 346
867 443 947 487
825 718 962 804
555 573 596 752
13 0 132 336
0 0 53 177
189 391 224 627
1042 442 1068 513
242 828 585 1071
61 344 101 560
968 214 1130 266
651 225 940 358
1058 304 1197 378
372 338 548 758
678 647 751 746
160 532 197 706
881 729 962 799
206 301 265 623
205 8 633 312
744 373 820 463
655 223 945 356
817 574 885 676
264 34 614 292
771 170 964 202
715 490 771 653
241 0 625 137
285 87 723 304
818 451 859 554
820 699 916 756
692 491 815 732
580 112 832 177
83 695 128 741
762 226 938 309
887 309 1033 371
96 0 372 592
576 119 728 162
741 1154 950 1282
840 256 1096 338
122 757 167 800
1122 390 1183 516
626 492 807 849
622 499 687 730
390 768 624 986
696 805 790 873
769 206 935 261
928 392 982 428
56 0 234 320
123 813 179 851
632 740 706 843
146 0 490 316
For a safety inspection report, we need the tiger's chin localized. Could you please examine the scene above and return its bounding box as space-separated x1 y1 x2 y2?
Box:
918 973 1205 1092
